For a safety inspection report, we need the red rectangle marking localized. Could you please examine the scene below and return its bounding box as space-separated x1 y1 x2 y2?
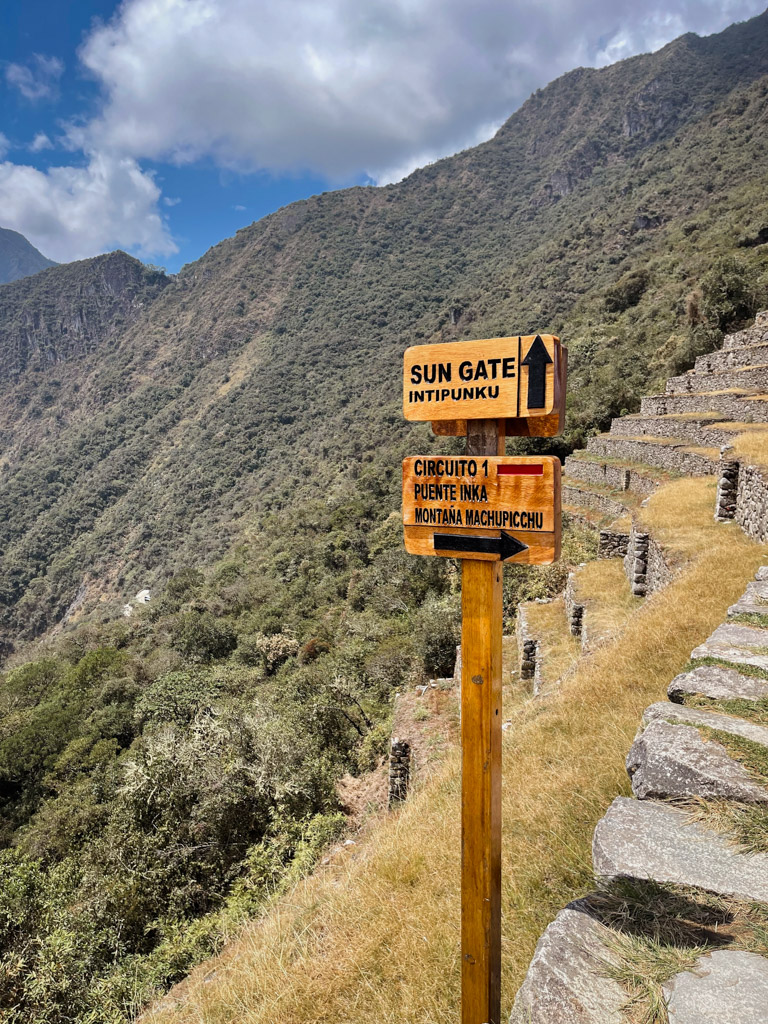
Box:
497 464 543 476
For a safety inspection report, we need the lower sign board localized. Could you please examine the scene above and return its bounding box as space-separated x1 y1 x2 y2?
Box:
402 455 561 564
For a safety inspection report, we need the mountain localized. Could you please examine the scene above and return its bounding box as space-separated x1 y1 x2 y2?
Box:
0 227 56 284
0 11 768 654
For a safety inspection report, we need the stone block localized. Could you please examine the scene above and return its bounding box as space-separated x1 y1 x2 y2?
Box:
668 665 768 703
663 950 768 1024
691 622 768 673
642 700 768 744
592 797 768 903
627 718 768 804
508 901 625 1024
727 579 768 617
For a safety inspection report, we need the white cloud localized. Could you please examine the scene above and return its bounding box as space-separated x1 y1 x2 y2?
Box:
76 0 767 182
0 153 177 262
5 54 64 101
29 132 53 152
1 0 763 262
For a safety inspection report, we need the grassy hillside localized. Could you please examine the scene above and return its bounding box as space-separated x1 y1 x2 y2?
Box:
140 475 768 1024
0 227 56 286
0 14 767 652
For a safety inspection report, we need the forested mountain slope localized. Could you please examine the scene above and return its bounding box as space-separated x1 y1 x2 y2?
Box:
0 227 56 285
1 11 768 652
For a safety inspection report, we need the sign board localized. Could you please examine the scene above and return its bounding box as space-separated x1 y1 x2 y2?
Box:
400 328 565 1024
403 334 560 423
402 455 561 564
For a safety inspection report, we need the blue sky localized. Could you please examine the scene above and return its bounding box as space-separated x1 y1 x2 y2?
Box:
2 0 766 273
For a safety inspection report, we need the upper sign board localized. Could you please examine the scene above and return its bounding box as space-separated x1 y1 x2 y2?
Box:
403 334 559 423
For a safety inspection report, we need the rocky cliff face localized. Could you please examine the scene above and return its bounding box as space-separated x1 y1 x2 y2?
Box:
0 251 167 379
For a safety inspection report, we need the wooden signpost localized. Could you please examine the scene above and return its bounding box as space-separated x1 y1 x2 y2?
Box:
402 334 566 1024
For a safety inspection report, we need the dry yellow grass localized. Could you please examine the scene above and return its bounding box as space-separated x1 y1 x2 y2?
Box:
523 595 581 689
730 428 768 473
574 559 642 645
143 478 768 1024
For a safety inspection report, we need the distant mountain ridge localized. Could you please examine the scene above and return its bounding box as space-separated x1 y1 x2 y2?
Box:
0 10 768 651
0 227 56 284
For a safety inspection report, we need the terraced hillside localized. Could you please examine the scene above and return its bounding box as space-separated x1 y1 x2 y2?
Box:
563 311 768 576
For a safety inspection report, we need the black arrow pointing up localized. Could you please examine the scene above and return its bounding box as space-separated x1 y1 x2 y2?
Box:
433 532 529 561
522 335 552 409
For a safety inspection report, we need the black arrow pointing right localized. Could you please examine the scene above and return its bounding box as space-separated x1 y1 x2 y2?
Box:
521 335 553 409
433 532 529 561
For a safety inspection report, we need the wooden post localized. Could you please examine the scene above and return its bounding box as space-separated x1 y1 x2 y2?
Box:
461 418 505 1024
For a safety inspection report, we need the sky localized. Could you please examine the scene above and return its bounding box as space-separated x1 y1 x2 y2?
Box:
1 0 766 273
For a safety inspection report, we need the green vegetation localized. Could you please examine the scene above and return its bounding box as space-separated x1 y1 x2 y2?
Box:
0 452 592 1021
686 693 768 726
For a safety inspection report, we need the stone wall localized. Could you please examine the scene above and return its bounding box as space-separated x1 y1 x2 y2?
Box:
735 462 768 543
516 604 541 693
623 523 673 597
714 454 740 522
722 309 768 348
388 738 411 807
564 456 658 496
598 528 629 558
586 436 716 476
609 415 733 447
563 455 629 490
641 391 768 420
562 484 628 520
563 572 584 639
665 364 768 394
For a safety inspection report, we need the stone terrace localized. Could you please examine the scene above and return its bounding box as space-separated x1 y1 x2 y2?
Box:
563 312 768 577
511 567 768 1023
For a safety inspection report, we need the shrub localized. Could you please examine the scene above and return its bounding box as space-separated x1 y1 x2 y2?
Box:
410 595 461 678
168 612 237 663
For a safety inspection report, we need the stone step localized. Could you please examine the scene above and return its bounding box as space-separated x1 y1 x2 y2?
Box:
640 389 768 421
728 577 768 617
669 664 768 703
563 455 661 497
509 902 625 1024
627 703 768 804
561 481 629 521
694 342 768 373
663 950 768 1024
666 364 768 396
609 414 734 447
691 621 768 673
593 797 768 903
722 311 768 350
585 434 718 475
643 699 768 743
